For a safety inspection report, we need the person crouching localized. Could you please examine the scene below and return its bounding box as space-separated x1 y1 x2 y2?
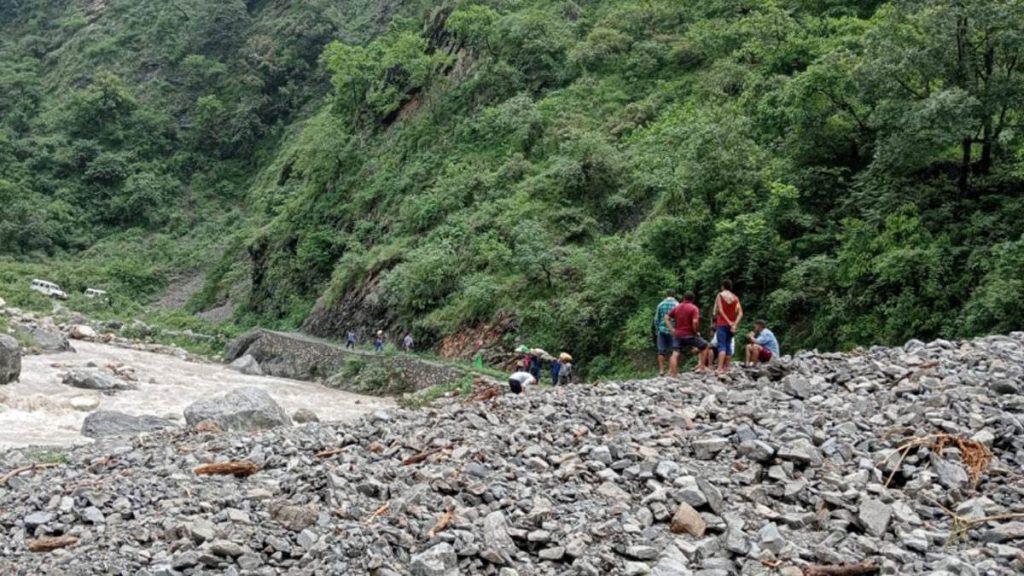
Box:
508 369 536 394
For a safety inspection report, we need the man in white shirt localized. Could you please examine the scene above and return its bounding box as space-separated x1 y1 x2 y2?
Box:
508 371 536 394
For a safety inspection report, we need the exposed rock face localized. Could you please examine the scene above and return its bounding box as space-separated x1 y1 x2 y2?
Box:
183 387 292 431
0 334 20 384
81 411 176 439
62 368 136 394
0 333 1023 574
13 323 73 353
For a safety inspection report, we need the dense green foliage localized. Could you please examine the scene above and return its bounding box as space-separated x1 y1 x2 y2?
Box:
4 0 1024 376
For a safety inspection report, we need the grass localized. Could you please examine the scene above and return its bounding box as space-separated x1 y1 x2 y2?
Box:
398 375 475 409
26 450 69 465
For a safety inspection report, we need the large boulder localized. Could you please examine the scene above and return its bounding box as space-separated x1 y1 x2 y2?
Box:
183 387 292 432
229 354 263 376
0 335 20 384
69 325 98 340
13 323 73 353
62 369 137 394
82 411 176 439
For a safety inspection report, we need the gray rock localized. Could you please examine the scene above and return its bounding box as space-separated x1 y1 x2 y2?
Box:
481 511 516 565
757 522 785 554
410 542 460 576
0 335 20 384
652 543 692 576
777 438 820 465
292 408 320 423
183 387 292 431
538 546 565 561
270 501 318 531
737 440 774 463
237 553 263 570
859 498 892 537
24 511 53 528
228 354 263 376
13 324 72 353
210 540 246 557
81 506 105 524
62 369 136 394
692 436 729 460
81 411 175 438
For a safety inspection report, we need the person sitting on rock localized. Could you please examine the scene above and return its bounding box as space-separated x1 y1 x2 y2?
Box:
745 320 780 365
508 369 536 394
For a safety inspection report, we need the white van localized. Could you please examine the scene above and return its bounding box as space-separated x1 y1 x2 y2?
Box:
84 288 107 299
30 279 68 300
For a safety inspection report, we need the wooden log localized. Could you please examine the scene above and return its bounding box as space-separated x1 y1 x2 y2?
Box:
803 562 879 576
29 535 78 552
402 448 443 466
193 461 259 477
0 463 60 486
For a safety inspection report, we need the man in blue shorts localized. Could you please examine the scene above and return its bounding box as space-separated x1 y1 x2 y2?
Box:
653 289 678 376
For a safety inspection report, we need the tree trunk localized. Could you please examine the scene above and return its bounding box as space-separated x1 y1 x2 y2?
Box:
959 137 972 198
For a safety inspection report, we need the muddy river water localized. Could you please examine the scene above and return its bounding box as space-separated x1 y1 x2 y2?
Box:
0 340 392 449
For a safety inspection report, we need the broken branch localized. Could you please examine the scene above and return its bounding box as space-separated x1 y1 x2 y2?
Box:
363 501 390 524
29 535 79 553
427 508 456 538
193 461 259 477
803 562 879 576
402 448 443 466
0 463 61 486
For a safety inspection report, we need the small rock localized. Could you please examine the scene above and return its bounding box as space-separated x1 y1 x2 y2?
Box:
671 503 706 537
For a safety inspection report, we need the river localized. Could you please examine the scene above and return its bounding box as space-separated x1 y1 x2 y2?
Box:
0 340 392 449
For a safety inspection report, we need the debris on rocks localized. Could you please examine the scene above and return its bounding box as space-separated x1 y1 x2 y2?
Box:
28 535 78 553
193 461 259 477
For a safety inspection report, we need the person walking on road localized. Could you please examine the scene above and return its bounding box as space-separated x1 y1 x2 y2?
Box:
345 330 357 349
712 280 743 374
653 289 679 377
374 331 385 353
403 332 414 352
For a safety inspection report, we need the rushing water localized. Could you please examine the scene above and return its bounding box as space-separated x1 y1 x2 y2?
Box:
0 340 392 449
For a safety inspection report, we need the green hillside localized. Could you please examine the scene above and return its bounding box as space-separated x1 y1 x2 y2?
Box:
3 0 1024 375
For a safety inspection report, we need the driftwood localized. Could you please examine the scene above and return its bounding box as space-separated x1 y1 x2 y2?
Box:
402 448 443 466
363 501 390 524
315 447 345 459
193 461 259 477
0 463 60 486
803 562 879 576
427 508 456 538
29 535 79 552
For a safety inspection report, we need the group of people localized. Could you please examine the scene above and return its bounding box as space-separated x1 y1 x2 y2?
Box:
654 281 780 378
507 347 573 393
345 330 415 353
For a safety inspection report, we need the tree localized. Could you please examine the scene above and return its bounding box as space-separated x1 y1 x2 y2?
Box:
863 0 1024 196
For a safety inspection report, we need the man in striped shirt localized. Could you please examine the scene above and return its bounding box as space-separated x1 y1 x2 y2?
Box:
653 289 678 377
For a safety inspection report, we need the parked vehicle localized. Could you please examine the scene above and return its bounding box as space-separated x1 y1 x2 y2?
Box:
30 279 68 300
84 288 107 299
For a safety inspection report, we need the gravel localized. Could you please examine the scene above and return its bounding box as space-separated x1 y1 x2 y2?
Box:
0 332 1023 574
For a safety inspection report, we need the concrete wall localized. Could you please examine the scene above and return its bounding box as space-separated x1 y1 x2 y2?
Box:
225 329 466 393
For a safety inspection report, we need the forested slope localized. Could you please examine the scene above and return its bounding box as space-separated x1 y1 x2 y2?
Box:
4 1 1024 375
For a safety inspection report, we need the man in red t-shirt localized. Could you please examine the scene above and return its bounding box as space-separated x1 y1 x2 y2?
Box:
664 291 709 377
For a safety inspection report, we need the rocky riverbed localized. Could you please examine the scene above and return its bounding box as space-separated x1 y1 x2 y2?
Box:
1 333 1024 575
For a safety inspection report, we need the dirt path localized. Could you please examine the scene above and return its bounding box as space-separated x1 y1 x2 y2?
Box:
0 341 392 449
